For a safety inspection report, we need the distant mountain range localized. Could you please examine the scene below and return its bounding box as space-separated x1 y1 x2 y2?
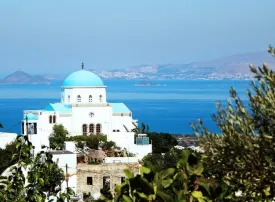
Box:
0 71 50 84
2 51 275 83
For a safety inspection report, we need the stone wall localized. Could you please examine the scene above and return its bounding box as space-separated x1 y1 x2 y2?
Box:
76 163 139 196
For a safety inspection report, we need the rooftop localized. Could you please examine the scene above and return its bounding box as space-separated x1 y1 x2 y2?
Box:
111 103 131 113
50 150 74 155
44 103 72 113
62 70 104 87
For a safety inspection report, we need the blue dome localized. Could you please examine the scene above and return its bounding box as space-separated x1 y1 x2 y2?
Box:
63 70 104 87
24 113 38 121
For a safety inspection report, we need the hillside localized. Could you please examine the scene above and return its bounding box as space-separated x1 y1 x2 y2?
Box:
0 71 51 84
95 51 275 80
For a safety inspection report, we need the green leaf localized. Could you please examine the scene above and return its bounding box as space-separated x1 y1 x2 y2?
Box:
140 166 151 175
263 186 270 196
123 169 134 178
122 195 133 202
191 191 203 198
156 190 173 202
161 179 173 188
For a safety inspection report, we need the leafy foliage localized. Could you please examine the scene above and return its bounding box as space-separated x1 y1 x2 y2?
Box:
107 149 222 202
142 148 183 171
147 132 178 153
192 46 275 201
0 134 74 201
49 124 68 150
66 134 107 150
0 141 17 174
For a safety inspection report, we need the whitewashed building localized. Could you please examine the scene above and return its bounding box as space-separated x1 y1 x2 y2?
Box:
21 66 152 159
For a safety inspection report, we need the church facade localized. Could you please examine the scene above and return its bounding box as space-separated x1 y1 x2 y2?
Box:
22 67 152 159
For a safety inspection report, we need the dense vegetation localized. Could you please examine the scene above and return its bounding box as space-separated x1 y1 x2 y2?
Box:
49 124 68 150
0 141 17 174
0 134 74 201
100 46 275 201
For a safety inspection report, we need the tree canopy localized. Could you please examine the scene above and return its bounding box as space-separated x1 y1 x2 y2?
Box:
0 134 74 201
192 46 275 201
49 124 68 150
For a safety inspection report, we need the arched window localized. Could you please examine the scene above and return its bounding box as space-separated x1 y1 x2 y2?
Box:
89 95 93 102
53 115 56 123
49 115 52 124
89 124 94 134
82 124 87 135
68 95 70 102
99 95 102 102
96 124 101 134
77 95 81 102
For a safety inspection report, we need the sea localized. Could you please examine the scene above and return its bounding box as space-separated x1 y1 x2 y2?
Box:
0 80 251 135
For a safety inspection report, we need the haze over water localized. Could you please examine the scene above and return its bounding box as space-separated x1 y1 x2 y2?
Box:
0 80 250 134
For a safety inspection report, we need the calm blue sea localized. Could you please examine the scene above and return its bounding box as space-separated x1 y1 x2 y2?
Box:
0 80 251 135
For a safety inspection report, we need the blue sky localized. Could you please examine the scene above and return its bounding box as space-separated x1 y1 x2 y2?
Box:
0 0 274 74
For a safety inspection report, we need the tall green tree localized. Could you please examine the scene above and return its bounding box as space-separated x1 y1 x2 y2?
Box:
193 46 275 201
49 124 68 150
0 141 17 174
0 134 74 201
147 132 178 153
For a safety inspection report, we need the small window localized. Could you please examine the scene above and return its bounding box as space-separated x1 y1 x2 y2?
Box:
87 177 93 185
96 124 101 134
129 113 132 117
53 115 56 124
22 122 24 134
116 130 120 132
121 113 123 117
68 95 70 102
82 124 87 135
77 95 81 102
89 95 93 102
121 177 125 184
103 176 110 190
113 130 116 132
89 124 94 134
99 95 102 102
49 115 52 124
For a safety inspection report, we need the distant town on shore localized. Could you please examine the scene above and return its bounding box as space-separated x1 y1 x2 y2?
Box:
2 51 275 84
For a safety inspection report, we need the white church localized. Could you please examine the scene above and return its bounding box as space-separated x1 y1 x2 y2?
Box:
22 65 152 159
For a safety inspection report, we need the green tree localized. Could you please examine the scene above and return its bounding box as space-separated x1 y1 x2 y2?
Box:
193 46 275 201
109 149 222 202
67 134 107 150
27 152 66 197
142 148 182 171
0 141 17 174
147 132 178 153
49 124 68 150
0 134 74 201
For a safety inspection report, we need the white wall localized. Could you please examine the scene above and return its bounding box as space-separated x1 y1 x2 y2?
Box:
111 115 135 133
104 157 138 163
0 133 17 149
65 141 76 153
71 105 112 136
52 152 77 193
109 132 135 150
131 144 152 160
63 87 107 105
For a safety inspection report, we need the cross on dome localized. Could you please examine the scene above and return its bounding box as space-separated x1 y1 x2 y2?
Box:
81 62 84 69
